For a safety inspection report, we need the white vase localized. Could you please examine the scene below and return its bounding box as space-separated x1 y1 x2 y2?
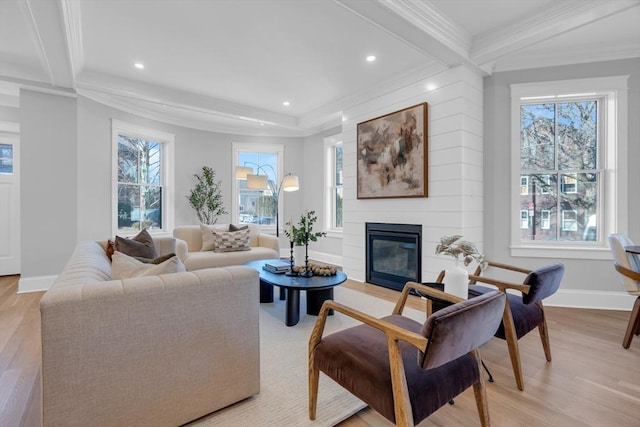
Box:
293 245 306 267
444 260 469 299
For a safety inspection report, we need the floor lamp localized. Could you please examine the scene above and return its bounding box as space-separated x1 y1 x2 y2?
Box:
236 166 299 237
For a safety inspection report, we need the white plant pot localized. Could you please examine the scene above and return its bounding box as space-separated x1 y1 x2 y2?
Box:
444 261 469 299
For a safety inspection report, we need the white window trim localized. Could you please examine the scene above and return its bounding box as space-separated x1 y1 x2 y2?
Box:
324 135 343 236
510 76 628 260
520 210 529 229
111 119 175 236
232 142 284 235
561 210 578 231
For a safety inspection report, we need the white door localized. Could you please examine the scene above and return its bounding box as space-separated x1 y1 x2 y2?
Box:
0 134 20 275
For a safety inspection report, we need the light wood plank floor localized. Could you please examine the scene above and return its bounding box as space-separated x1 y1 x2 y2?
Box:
1 275 639 427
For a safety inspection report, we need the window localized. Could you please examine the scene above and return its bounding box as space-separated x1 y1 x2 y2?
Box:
0 143 13 174
561 210 577 231
561 173 578 194
540 175 551 194
232 143 283 234
325 137 343 230
520 176 529 195
520 210 529 229
510 76 628 259
112 120 174 235
541 210 551 230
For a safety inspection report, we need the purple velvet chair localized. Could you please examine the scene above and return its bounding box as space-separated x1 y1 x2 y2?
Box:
309 282 505 427
461 261 565 391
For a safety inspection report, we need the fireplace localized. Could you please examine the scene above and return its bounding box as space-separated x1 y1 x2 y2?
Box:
366 223 422 291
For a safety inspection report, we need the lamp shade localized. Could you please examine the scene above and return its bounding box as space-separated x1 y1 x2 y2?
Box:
235 166 254 180
246 174 269 190
282 175 299 192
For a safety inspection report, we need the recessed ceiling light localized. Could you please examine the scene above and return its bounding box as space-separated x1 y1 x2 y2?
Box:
366 55 376 62
282 101 290 107
134 62 145 70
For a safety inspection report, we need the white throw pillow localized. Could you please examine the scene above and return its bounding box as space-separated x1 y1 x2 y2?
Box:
200 223 229 251
111 251 186 280
213 228 251 253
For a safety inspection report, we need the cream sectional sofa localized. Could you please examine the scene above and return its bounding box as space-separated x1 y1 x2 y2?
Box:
40 236 260 427
174 224 279 270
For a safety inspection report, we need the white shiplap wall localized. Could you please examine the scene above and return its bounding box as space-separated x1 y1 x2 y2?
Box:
341 65 484 283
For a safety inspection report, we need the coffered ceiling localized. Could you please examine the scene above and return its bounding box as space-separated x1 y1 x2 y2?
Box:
1 0 638 136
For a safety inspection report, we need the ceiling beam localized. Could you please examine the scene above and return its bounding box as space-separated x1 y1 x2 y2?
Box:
17 0 75 88
471 0 640 67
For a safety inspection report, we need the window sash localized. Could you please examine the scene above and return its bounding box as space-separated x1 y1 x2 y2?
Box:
509 76 628 259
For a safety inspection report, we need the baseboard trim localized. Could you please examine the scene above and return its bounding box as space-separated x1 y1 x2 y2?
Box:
545 289 636 311
18 275 56 293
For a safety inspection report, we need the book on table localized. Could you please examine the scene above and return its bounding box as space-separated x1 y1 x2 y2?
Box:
263 260 291 273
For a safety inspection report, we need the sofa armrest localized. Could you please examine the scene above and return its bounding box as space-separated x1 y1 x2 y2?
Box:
257 232 279 253
40 266 260 426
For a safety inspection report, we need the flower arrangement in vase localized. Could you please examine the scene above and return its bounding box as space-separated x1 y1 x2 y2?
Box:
284 210 326 276
435 235 487 299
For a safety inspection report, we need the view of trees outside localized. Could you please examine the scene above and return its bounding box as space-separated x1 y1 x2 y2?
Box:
117 135 162 231
237 151 278 225
519 100 599 241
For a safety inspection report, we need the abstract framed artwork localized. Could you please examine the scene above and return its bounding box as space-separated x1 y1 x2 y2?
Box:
357 102 428 199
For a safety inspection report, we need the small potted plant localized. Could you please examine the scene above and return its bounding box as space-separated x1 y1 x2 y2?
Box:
284 210 326 275
435 235 487 299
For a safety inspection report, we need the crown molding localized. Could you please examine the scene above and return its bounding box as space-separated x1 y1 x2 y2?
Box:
378 0 471 57
59 0 84 80
471 0 640 66
493 44 640 74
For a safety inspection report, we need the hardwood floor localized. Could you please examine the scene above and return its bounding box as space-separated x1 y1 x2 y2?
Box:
1 275 638 427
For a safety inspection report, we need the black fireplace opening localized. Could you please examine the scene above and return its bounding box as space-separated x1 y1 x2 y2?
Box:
366 223 422 292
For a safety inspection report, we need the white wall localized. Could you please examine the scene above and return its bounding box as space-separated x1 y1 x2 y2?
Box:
76 96 305 243
340 65 484 283
484 58 640 309
20 89 77 289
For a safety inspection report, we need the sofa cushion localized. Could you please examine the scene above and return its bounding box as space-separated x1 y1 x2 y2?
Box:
213 229 251 253
111 251 186 279
183 247 279 270
115 229 158 259
134 253 177 264
200 223 229 251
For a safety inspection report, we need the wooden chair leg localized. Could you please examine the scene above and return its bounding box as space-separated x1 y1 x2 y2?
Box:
502 301 525 391
537 302 552 362
623 296 640 349
309 362 320 420
471 349 490 427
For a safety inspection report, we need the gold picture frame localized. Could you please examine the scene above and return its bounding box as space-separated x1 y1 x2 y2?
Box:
357 102 428 199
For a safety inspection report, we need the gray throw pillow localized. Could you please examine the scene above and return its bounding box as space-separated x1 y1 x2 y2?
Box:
213 228 251 253
115 229 158 259
133 253 177 264
229 224 249 231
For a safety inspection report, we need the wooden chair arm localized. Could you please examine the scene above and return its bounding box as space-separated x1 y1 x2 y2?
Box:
472 260 532 276
614 262 640 281
308 300 428 355
468 274 531 294
399 281 465 308
308 299 426 427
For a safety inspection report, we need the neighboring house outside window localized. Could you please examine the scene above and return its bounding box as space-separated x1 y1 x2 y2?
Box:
111 120 174 235
232 142 283 235
510 76 628 260
324 137 343 231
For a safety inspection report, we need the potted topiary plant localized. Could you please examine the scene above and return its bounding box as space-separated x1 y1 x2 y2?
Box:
284 210 326 275
187 166 228 224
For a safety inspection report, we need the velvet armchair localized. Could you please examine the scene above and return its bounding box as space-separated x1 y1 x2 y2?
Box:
309 282 505 427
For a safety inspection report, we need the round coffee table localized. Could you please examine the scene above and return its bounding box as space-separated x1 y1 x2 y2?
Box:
245 259 347 326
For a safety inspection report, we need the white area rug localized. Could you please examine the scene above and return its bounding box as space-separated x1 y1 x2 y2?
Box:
189 286 424 426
